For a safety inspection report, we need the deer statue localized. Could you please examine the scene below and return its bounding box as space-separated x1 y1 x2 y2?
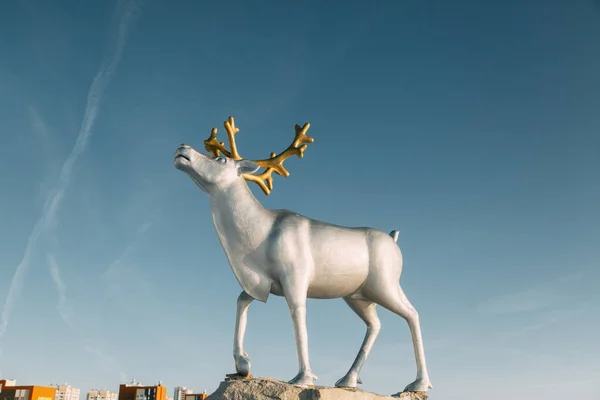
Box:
173 116 433 393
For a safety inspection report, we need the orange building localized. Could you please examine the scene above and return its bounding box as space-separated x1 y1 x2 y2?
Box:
184 393 207 400
0 380 56 400
117 381 166 400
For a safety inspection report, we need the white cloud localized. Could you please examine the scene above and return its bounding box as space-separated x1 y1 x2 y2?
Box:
476 270 590 315
84 344 129 383
0 0 142 372
137 221 152 233
498 304 589 341
47 254 75 329
28 106 52 141
477 285 560 315
47 253 129 382
101 222 155 309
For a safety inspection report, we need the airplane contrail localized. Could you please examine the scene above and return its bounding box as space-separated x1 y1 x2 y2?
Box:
0 0 141 371
48 253 129 381
47 254 75 330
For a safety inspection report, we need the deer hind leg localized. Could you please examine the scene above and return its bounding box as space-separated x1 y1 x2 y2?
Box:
371 284 433 392
335 295 380 388
233 291 254 377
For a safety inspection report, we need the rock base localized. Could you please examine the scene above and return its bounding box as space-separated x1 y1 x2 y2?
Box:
205 377 428 400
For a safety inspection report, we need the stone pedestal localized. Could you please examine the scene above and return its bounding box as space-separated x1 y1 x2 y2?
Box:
205 377 428 400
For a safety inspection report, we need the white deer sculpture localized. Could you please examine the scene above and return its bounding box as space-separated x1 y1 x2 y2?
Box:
173 116 433 393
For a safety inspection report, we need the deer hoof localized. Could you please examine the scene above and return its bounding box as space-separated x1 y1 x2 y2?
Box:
234 352 251 377
288 370 318 387
335 373 362 388
403 377 433 392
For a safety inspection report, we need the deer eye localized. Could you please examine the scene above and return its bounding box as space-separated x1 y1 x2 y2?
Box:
215 156 227 164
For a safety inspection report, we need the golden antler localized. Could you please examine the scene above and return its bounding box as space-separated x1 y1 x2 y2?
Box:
204 116 243 160
244 123 313 195
203 116 314 195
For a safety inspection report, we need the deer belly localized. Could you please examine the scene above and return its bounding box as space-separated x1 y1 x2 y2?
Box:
307 238 370 299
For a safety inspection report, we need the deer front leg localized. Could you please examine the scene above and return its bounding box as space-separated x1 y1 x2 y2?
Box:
284 283 318 387
233 291 254 377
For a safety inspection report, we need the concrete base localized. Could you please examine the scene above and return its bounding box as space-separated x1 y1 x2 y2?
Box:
205 377 428 400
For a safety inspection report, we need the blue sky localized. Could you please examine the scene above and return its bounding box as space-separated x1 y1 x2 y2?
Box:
1 0 599 399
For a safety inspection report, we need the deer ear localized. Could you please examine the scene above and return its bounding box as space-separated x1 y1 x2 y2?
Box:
236 159 260 175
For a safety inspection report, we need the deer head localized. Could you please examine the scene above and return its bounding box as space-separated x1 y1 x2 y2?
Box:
174 116 314 196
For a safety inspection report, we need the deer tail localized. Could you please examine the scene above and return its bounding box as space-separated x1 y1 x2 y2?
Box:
389 230 400 243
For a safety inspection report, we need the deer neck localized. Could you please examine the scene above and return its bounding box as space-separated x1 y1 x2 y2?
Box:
209 179 274 252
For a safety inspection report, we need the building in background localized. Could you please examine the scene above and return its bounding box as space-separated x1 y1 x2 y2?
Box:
86 390 117 400
171 387 191 400
117 381 166 400
0 380 17 391
52 385 79 400
184 392 207 400
0 380 55 400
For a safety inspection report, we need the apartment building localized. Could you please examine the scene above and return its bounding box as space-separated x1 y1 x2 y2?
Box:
53 385 79 400
183 393 207 400
0 381 16 391
171 387 192 400
0 380 55 400
86 390 117 400
117 381 166 400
